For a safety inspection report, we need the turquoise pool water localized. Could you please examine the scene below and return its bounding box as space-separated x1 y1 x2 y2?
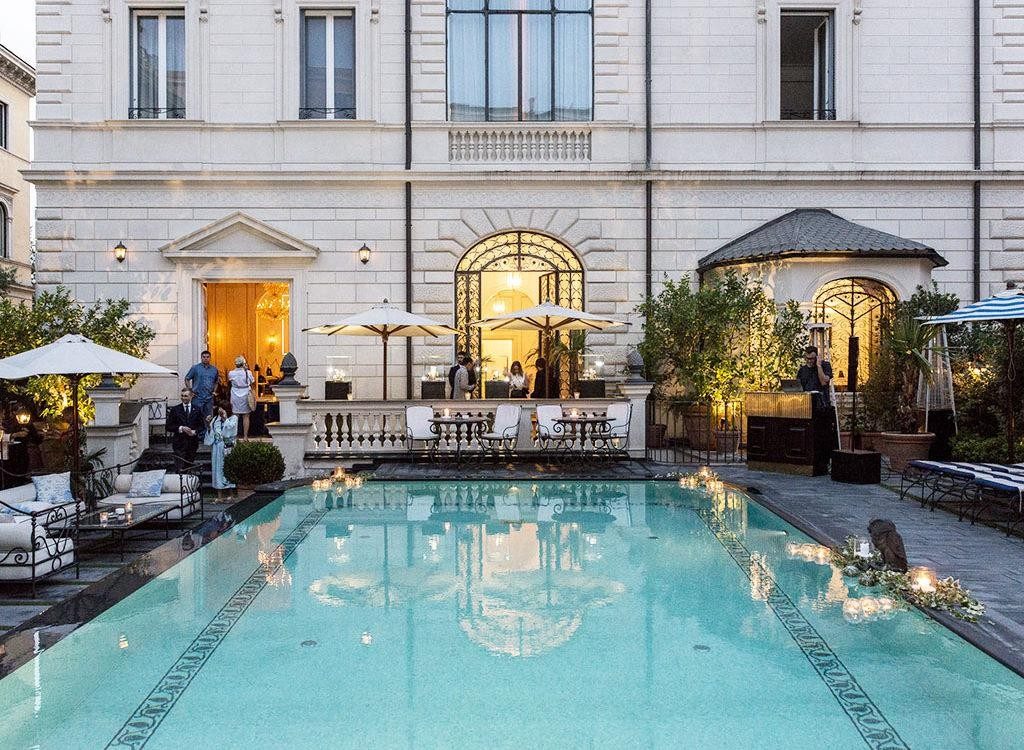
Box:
0 481 1021 749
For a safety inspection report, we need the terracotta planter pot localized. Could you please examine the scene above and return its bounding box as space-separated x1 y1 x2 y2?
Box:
646 423 667 449
875 432 935 472
714 429 741 454
860 431 882 452
680 405 714 450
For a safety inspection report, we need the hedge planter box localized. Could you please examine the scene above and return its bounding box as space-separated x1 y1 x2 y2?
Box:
875 432 935 473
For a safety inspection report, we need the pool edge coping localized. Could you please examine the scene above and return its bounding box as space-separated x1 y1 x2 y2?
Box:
738 478 1024 680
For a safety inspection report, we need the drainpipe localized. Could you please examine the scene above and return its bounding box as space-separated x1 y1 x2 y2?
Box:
644 0 653 299
972 0 981 301
405 0 414 398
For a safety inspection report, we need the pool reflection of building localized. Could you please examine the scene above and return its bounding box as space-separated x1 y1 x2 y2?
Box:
308 483 642 657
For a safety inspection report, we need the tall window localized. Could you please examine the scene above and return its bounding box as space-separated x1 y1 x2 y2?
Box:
447 0 593 122
780 10 835 120
300 10 356 119
0 101 7 149
131 10 186 119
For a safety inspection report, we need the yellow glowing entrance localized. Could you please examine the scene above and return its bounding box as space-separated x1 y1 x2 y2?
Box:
813 277 896 389
203 282 291 382
455 232 584 383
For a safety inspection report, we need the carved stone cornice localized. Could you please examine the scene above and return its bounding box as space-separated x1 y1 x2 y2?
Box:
0 45 36 97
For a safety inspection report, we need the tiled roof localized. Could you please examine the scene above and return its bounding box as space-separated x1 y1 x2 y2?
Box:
697 208 948 270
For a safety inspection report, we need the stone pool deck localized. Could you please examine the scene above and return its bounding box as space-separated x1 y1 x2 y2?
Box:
717 465 1024 677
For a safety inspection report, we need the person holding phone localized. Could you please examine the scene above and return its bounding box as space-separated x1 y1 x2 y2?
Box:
797 345 832 409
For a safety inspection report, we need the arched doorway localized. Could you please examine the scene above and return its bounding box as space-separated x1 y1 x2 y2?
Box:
455 231 584 379
813 277 896 389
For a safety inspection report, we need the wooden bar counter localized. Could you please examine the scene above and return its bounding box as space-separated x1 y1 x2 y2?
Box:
745 392 831 476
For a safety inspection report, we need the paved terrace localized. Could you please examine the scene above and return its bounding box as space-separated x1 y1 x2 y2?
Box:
717 465 1024 676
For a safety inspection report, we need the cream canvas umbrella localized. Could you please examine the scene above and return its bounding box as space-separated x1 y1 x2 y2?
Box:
470 301 630 335
470 302 629 398
0 334 176 477
303 300 458 400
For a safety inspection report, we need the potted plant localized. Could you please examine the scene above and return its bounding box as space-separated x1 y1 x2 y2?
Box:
874 311 939 471
224 441 286 488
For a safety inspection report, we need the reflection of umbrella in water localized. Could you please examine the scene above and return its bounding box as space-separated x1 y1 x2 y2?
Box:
308 568 460 608
459 571 625 658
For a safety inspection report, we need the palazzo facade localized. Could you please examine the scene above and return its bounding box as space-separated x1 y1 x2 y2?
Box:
27 0 1024 400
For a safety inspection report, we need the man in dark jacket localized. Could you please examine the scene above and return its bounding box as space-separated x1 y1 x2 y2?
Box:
166 387 206 471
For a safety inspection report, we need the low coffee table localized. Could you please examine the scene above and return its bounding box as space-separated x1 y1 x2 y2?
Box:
78 503 178 561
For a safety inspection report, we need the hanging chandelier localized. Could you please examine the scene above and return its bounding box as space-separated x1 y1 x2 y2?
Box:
256 283 291 320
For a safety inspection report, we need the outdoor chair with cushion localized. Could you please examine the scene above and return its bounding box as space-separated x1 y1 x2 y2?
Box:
480 404 522 461
900 460 1024 534
97 468 202 521
535 404 573 457
0 472 81 596
405 406 440 461
599 402 632 456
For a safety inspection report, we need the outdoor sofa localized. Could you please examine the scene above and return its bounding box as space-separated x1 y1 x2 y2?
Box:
0 473 82 595
96 469 202 521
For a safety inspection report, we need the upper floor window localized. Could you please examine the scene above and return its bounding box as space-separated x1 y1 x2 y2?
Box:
0 101 7 149
131 10 186 119
780 10 835 120
300 10 356 120
447 0 593 122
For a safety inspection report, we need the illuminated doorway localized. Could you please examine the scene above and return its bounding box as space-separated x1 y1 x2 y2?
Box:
203 282 291 383
812 277 896 389
455 232 584 387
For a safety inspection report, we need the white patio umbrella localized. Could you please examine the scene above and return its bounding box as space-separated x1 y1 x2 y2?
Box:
470 302 630 398
470 301 630 335
303 300 459 400
0 334 176 476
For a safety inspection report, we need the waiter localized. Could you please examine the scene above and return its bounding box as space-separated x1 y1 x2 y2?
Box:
797 345 836 471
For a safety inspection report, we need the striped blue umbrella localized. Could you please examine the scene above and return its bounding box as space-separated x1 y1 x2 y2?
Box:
922 288 1024 326
923 288 1024 462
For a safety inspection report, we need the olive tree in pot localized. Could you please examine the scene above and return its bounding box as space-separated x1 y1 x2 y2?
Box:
637 272 806 452
874 311 940 471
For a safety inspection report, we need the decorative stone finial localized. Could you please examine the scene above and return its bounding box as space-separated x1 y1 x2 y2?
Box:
626 349 645 382
279 352 299 386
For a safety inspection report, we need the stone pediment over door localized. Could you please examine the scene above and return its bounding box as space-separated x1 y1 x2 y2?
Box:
159 212 319 266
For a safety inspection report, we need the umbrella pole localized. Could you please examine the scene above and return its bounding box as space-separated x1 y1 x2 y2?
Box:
382 331 389 401
70 374 81 481
1008 322 1017 464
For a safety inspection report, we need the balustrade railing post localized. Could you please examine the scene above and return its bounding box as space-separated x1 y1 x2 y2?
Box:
271 352 310 478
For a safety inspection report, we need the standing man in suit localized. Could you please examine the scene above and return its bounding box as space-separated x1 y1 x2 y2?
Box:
166 387 206 471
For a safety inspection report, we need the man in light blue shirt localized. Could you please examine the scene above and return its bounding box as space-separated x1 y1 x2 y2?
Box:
184 350 220 418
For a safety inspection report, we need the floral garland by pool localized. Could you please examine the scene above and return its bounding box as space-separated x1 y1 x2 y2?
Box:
831 536 985 623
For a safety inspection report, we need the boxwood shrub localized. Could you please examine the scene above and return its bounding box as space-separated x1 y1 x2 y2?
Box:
224 441 286 486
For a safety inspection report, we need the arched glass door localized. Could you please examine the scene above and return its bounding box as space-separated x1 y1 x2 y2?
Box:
455 231 584 385
813 277 896 389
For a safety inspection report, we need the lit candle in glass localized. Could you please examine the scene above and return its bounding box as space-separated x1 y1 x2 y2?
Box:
909 567 938 594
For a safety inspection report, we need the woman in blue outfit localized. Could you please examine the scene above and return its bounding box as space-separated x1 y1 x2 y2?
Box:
206 400 238 497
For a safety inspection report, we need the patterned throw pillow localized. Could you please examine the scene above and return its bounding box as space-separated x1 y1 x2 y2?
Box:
31 472 74 506
128 470 167 499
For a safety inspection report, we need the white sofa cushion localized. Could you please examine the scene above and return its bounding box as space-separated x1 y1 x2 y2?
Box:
0 484 38 510
115 473 196 495
0 521 37 549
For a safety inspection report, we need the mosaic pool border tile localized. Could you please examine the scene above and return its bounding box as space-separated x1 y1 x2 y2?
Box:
105 507 328 750
695 507 909 750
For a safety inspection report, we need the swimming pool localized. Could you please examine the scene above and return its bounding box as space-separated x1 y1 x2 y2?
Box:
0 481 1021 749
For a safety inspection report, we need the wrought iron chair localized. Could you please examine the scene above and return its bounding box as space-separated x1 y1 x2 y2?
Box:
404 405 440 462
535 404 573 460
479 403 522 462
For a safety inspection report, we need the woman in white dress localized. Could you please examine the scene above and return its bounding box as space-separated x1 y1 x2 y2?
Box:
228 355 255 439
206 401 238 496
509 360 529 398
